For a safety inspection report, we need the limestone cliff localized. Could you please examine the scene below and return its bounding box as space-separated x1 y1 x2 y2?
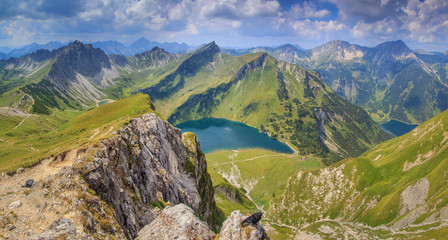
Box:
0 113 221 239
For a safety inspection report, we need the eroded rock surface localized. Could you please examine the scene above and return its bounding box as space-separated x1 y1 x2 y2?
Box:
27 218 76 240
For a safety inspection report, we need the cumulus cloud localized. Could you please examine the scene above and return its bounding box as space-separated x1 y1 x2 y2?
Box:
291 19 346 39
399 0 448 43
287 2 331 19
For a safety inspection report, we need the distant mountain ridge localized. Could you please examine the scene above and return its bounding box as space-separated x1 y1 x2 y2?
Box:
246 40 448 124
0 38 191 60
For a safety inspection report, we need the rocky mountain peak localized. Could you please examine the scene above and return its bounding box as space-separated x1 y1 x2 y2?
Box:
277 43 302 52
372 39 412 57
45 40 112 88
130 46 175 69
198 41 221 54
130 37 151 49
311 39 366 62
138 46 170 57
325 39 352 48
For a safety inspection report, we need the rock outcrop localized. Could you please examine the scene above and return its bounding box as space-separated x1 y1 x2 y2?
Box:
219 210 270 240
129 47 176 69
27 218 77 240
136 204 215 240
82 113 219 239
0 113 220 240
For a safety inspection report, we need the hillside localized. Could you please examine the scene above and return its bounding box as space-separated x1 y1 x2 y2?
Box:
268 108 448 239
0 93 153 173
250 40 448 124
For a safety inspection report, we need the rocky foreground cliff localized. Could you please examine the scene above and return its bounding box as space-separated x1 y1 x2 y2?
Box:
0 113 269 239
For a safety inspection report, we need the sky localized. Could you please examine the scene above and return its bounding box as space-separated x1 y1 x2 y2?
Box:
0 0 447 51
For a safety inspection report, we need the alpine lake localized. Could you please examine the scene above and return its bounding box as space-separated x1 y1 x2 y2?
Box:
176 118 294 154
380 119 418 137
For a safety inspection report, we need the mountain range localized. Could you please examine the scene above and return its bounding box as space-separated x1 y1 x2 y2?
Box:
3 39 446 126
0 41 390 165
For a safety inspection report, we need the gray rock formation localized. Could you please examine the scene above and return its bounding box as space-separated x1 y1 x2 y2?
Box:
136 204 215 240
27 218 77 240
82 113 219 239
129 47 176 69
219 210 270 240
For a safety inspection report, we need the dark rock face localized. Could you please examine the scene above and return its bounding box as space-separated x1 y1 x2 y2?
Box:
109 54 129 67
46 40 112 88
82 113 219 239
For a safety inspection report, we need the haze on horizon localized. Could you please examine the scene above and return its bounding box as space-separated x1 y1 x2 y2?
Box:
0 0 447 52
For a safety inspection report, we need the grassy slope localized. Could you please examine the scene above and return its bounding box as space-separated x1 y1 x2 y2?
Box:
268 108 448 238
103 57 185 101
206 149 323 212
0 93 154 173
0 60 53 95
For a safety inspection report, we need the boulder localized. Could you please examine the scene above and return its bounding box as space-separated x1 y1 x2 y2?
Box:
219 210 270 240
25 179 34 188
8 200 22 209
136 204 215 240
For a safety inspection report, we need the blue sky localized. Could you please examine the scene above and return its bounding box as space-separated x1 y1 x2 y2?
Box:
0 0 447 51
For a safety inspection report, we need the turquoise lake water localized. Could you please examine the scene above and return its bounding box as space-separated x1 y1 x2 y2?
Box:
176 118 294 154
98 100 109 106
380 120 418 137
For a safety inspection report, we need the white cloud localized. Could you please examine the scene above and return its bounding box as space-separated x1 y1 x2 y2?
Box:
291 19 346 39
352 18 396 38
287 2 330 19
242 0 280 18
1 21 36 45
400 0 448 43
186 23 198 34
